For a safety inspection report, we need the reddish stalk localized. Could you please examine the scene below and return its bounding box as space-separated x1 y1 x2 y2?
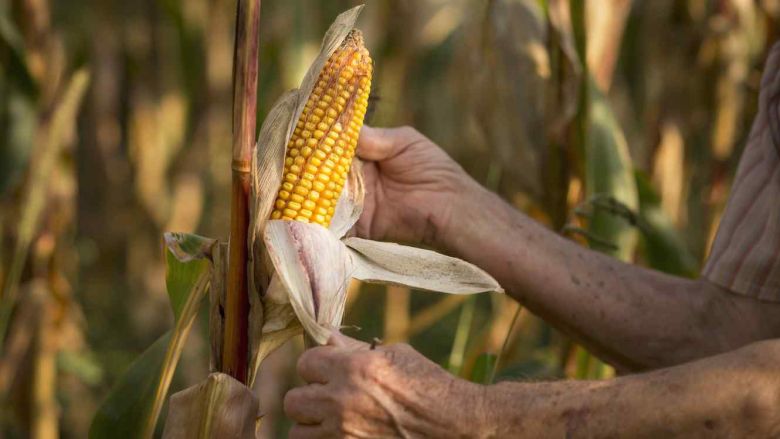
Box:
223 0 261 384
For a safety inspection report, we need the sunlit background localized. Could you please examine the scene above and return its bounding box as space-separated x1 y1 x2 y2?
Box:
1 0 778 437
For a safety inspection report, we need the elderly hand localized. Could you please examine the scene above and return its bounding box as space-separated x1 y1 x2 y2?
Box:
356 126 482 247
284 331 486 438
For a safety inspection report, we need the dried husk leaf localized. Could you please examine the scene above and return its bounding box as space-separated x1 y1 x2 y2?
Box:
264 220 353 344
250 90 299 288
345 238 503 295
162 373 259 439
329 159 366 239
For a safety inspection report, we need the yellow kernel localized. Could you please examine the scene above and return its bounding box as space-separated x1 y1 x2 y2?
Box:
294 186 309 196
294 156 306 166
313 108 325 117
308 191 320 201
307 138 319 148
289 148 300 157
323 190 334 200
289 165 301 174
299 208 314 218
295 138 305 147
300 179 313 189
305 164 318 174
314 214 326 224
313 181 326 192
305 122 316 131
316 207 328 216
303 172 316 181
284 173 297 183
317 173 330 183
283 208 297 217
302 130 312 139
279 190 291 200
301 147 313 157
285 157 293 166
313 130 325 139
271 211 282 219
303 200 316 211
291 194 305 204
324 137 336 147
314 150 327 160
288 201 302 211
275 200 286 209
310 157 323 167
327 108 338 118
294 216 310 223
282 182 294 192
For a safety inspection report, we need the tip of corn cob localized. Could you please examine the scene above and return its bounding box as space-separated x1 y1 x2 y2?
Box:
271 29 373 227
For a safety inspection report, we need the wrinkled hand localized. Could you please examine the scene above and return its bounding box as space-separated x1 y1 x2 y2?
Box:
356 126 480 247
284 331 484 438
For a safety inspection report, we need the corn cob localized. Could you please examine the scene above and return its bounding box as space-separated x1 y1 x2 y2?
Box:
271 30 372 227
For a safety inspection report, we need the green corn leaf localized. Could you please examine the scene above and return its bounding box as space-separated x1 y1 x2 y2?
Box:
470 353 497 385
90 233 215 439
635 172 698 277
584 83 639 262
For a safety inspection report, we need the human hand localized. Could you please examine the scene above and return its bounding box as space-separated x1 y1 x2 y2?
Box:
355 126 481 248
284 331 485 438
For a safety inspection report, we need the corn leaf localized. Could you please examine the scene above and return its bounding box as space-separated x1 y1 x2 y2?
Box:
162 373 259 439
90 233 214 439
345 238 503 295
470 353 497 385
584 83 639 261
635 172 697 277
89 333 173 439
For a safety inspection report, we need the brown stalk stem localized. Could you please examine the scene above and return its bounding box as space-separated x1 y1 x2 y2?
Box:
223 0 261 384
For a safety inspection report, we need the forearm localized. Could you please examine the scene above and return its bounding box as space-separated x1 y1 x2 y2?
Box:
476 339 780 438
442 184 779 370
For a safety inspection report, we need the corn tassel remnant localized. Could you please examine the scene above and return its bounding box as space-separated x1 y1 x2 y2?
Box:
271 30 372 227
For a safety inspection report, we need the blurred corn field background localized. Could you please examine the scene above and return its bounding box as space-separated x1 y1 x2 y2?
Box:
1 0 779 437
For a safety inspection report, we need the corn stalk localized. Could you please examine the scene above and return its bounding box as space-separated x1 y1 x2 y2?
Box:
223 0 261 384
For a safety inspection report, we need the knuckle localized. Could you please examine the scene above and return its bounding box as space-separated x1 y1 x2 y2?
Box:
282 389 299 416
398 125 423 141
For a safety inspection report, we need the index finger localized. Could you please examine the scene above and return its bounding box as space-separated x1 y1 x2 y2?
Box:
297 346 337 384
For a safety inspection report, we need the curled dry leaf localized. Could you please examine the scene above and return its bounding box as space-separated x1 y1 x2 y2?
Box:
345 238 503 295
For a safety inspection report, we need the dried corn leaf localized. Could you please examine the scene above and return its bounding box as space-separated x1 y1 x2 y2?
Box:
345 238 503 295
162 373 259 439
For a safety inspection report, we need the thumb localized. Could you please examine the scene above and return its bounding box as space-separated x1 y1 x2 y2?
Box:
357 125 424 161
